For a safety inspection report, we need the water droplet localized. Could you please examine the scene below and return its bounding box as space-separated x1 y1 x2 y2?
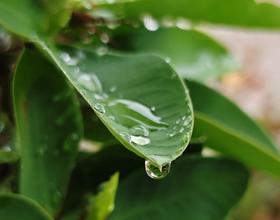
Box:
145 160 171 179
96 46 109 56
131 125 149 137
94 103 106 114
183 116 192 127
108 115 115 121
60 52 78 66
161 16 174 28
130 135 150 146
100 33 110 44
143 14 159 31
77 73 102 93
109 85 117 92
94 93 108 100
168 131 176 137
176 18 191 30
120 132 130 141
165 57 171 63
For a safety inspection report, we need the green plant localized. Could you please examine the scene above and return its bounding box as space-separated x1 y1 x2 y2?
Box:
0 0 279 219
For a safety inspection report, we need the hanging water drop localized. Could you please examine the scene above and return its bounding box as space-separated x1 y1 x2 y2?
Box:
145 160 171 179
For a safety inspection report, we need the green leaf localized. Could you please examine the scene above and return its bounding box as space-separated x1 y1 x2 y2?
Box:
0 0 48 40
0 193 52 220
81 103 117 145
62 146 142 217
111 28 238 81
0 151 18 164
105 0 280 29
187 80 280 176
83 0 138 7
0 0 76 40
39 43 194 168
109 156 249 220
86 173 119 220
13 49 83 215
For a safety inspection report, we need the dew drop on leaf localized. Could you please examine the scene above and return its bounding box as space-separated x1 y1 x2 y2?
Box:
145 160 171 179
94 103 106 114
60 52 78 66
77 73 103 93
130 135 150 146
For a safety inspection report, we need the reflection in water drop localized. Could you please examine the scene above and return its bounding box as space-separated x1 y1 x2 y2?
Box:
131 125 149 137
60 52 78 66
130 135 150 146
143 14 159 31
108 99 168 129
145 160 171 179
78 73 103 93
94 103 106 114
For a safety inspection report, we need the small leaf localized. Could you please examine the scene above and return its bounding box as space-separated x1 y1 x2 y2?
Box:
109 156 249 220
39 42 194 168
104 0 280 29
62 146 142 217
111 28 238 81
13 49 83 215
0 193 52 220
0 0 76 40
86 173 119 220
187 80 280 176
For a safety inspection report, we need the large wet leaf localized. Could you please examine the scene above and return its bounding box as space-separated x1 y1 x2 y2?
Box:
104 0 280 29
0 193 52 220
39 43 194 168
86 173 119 220
112 28 238 81
187 80 280 176
13 49 83 215
109 156 249 220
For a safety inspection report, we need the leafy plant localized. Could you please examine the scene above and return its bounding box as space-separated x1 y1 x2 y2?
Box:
0 0 279 219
